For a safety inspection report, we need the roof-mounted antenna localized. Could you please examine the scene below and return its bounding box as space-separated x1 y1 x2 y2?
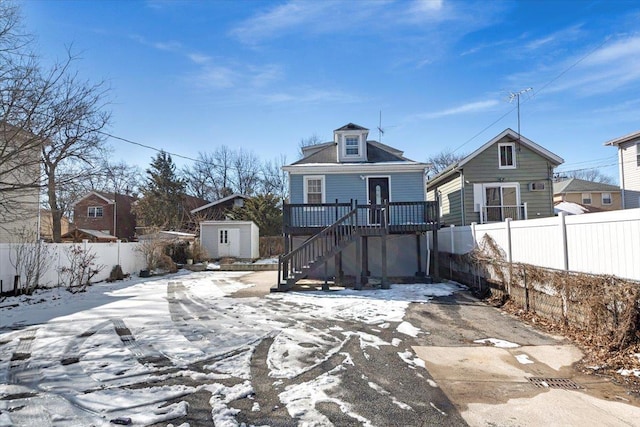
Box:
508 87 532 139
377 110 384 142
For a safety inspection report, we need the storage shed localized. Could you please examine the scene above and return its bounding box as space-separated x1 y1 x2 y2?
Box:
200 221 259 260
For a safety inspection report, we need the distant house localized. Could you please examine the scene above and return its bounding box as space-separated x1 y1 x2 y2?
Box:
40 210 71 242
0 122 44 243
426 129 564 226
72 191 137 241
604 130 640 209
553 178 622 211
190 194 247 222
276 122 439 290
61 228 118 243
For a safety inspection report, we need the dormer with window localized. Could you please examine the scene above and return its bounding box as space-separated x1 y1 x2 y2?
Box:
334 123 368 162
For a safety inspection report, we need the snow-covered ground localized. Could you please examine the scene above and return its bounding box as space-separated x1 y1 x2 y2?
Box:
0 271 461 426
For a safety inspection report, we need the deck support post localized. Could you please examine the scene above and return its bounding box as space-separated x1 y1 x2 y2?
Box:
323 261 329 291
355 235 362 290
335 252 343 285
415 233 425 278
362 236 370 280
381 234 389 289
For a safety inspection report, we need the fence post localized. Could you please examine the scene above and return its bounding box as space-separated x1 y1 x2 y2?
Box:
117 239 121 266
523 202 528 220
559 212 568 270
505 218 512 263
471 222 477 248
449 225 455 279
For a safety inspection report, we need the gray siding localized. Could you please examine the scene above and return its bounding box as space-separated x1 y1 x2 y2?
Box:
290 171 425 204
462 136 555 224
427 175 463 226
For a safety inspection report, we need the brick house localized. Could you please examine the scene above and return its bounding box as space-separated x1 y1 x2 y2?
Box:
72 191 137 241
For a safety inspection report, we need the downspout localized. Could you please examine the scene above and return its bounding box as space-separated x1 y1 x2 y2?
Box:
460 171 465 226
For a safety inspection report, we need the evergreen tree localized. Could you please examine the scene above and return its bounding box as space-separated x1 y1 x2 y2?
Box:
227 194 283 236
134 151 186 230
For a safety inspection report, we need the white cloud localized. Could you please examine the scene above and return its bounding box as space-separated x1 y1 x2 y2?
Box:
192 66 237 89
417 99 499 119
583 35 640 65
260 87 362 105
188 53 212 64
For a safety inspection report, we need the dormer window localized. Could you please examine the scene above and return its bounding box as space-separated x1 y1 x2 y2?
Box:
345 136 359 156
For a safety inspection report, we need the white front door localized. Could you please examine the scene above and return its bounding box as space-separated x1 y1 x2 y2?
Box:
218 228 240 257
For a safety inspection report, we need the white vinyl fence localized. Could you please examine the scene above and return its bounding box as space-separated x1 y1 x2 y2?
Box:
0 240 146 293
434 208 640 281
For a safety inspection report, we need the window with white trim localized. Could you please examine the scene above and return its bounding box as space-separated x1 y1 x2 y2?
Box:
498 143 516 169
345 136 359 156
304 176 324 204
88 206 103 218
582 193 592 205
602 192 612 205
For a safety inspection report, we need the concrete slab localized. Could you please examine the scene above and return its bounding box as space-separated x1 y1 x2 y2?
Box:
414 344 640 426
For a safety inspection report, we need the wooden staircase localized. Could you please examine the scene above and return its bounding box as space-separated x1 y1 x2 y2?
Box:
275 207 382 291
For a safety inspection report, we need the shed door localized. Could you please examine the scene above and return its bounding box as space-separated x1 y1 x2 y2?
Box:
218 228 240 257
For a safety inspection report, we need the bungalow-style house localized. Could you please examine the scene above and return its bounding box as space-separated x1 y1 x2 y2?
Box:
426 129 564 226
61 228 118 243
276 123 439 291
72 191 137 241
0 122 44 243
553 178 622 211
604 130 640 209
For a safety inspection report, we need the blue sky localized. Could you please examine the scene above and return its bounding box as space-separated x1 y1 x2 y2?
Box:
22 0 640 181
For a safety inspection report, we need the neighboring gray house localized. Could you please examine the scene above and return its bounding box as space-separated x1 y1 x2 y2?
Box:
604 130 640 209
426 128 564 226
276 123 439 291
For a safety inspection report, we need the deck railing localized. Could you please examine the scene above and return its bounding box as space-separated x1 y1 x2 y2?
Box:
283 200 438 234
479 203 528 224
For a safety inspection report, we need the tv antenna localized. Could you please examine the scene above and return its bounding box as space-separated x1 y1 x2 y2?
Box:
377 110 384 142
508 87 532 138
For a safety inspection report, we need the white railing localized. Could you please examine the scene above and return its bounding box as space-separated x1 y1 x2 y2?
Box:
434 208 640 281
479 202 528 224
0 240 146 293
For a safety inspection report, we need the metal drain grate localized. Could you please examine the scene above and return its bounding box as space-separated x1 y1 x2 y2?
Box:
527 377 582 390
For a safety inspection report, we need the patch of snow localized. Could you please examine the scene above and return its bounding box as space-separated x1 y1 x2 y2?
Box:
397 321 421 337
391 338 402 347
430 401 447 416
253 257 279 264
398 350 426 369
252 402 260 412
515 354 534 364
474 338 520 348
426 379 438 388
206 380 254 427
617 368 640 377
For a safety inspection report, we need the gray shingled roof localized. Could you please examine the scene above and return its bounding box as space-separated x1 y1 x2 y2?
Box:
553 178 620 194
291 140 413 165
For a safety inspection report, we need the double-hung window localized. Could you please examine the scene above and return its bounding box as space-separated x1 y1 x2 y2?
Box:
582 193 592 205
602 193 612 205
498 143 516 169
304 176 325 205
88 206 103 218
345 136 359 156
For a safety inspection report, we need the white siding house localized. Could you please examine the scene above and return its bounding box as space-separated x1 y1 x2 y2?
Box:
605 130 640 209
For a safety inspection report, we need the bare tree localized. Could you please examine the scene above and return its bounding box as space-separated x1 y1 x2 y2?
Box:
426 149 467 178
211 145 235 198
182 151 218 201
298 133 322 158
232 148 260 196
9 225 53 294
562 168 615 184
35 58 111 242
259 154 288 201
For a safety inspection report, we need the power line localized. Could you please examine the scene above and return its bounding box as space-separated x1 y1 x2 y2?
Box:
451 35 613 154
